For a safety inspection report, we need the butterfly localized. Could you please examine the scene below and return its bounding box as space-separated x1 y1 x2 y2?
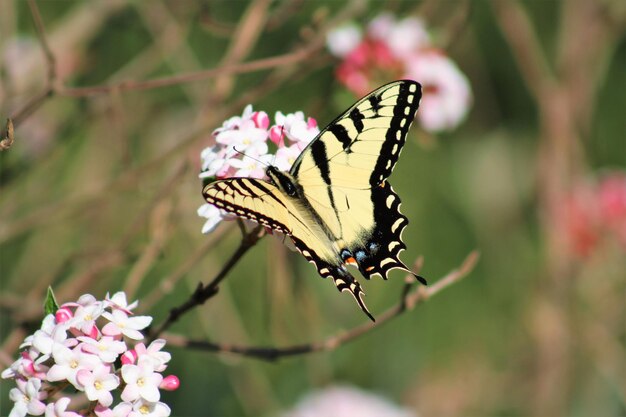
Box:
203 80 425 321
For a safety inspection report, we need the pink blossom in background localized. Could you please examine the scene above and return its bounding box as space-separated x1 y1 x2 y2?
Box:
405 50 472 132
327 13 472 133
282 385 416 417
558 172 626 257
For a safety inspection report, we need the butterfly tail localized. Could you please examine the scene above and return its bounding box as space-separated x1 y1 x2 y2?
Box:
332 267 375 322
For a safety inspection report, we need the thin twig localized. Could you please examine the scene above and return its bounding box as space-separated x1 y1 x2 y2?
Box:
147 226 266 341
490 0 556 100
27 0 57 85
163 251 480 361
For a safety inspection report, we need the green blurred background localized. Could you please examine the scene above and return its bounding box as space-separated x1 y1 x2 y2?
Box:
1 1 624 416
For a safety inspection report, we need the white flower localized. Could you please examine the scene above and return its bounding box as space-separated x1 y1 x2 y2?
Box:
69 301 105 335
274 144 304 172
367 13 396 40
274 111 319 144
212 104 254 135
8 378 47 417
227 152 273 179
197 203 227 234
46 344 100 388
32 324 69 362
106 292 138 314
405 50 472 132
101 309 152 340
44 397 81 417
215 122 268 155
199 146 235 179
78 336 127 363
326 24 362 57
76 364 120 407
128 400 171 417
135 339 171 372
121 357 163 403
282 385 416 417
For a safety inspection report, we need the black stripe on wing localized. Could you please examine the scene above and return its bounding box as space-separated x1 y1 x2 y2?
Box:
342 181 426 284
289 234 375 321
202 178 290 234
369 81 421 186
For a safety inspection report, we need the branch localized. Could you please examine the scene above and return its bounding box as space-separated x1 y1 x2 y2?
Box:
163 251 480 361
147 226 266 341
490 0 556 100
28 0 57 85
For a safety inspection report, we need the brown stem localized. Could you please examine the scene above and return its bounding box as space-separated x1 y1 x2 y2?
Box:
148 226 266 341
163 251 480 361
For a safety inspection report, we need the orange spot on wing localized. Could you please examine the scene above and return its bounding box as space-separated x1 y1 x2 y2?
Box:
380 181 386 187
345 257 357 265
365 266 375 272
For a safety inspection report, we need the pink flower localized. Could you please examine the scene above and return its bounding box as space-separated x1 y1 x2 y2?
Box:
336 39 403 96
105 292 138 314
46 344 100 388
405 50 472 132
8 378 47 417
69 301 105 336
598 173 626 246
559 173 626 257
368 13 430 58
121 357 163 403
95 402 133 417
44 397 81 417
101 309 152 340
274 144 304 172
2 350 48 380
76 365 120 407
135 339 171 372
78 336 127 363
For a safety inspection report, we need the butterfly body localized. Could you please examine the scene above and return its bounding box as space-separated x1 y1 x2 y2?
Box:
204 80 425 321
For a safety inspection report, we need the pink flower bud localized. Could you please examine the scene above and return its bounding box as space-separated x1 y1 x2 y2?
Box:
269 125 285 147
251 111 270 130
55 307 73 323
86 324 100 339
121 349 137 365
20 352 36 376
307 117 318 129
160 375 180 391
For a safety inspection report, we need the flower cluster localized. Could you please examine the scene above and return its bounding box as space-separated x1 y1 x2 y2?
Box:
2 292 179 417
326 13 472 132
198 104 319 233
557 172 626 258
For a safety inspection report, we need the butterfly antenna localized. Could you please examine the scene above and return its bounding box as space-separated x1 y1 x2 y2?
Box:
232 147 269 167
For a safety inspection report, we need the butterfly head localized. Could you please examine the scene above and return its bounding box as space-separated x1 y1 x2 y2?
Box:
266 165 298 197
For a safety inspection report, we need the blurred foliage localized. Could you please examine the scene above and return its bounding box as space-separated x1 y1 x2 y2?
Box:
1 1 625 416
